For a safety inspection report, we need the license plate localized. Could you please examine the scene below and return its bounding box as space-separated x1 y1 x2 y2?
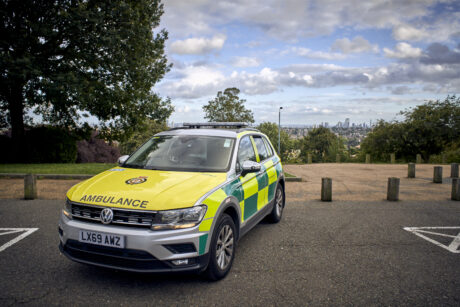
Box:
78 230 125 249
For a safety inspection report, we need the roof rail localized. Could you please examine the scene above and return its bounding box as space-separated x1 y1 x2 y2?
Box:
182 122 248 129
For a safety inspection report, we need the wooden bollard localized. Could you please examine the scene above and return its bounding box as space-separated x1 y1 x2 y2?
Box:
321 178 332 202
452 178 460 201
387 177 400 201
408 163 415 178
365 154 370 164
24 174 37 200
307 153 312 164
416 154 422 164
451 163 459 178
390 153 395 164
336 154 340 163
433 166 442 183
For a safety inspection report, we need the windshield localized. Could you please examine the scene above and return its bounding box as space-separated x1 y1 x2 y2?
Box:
124 135 235 172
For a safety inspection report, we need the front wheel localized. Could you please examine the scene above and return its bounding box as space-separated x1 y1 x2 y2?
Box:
205 214 236 281
268 184 285 223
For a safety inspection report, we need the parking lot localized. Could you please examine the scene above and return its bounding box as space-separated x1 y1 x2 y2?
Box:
0 164 459 306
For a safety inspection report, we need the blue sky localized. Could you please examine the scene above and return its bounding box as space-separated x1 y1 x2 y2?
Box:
157 0 460 126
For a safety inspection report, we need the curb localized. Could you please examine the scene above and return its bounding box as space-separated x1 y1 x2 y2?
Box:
0 173 93 180
286 176 302 182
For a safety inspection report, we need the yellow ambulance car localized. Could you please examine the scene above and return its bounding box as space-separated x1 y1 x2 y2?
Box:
59 122 285 280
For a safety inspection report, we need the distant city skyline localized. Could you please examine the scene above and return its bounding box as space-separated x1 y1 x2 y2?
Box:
159 1 459 126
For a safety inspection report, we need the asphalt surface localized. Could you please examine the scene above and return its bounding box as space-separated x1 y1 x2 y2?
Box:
0 196 459 306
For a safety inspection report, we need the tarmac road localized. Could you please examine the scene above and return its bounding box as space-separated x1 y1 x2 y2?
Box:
0 197 459 306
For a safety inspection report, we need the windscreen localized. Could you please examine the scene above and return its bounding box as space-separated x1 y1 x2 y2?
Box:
124 135 235 172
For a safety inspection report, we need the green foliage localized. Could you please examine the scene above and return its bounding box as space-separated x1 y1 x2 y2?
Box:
25 126 78 163
203 88 254 123
1 0 173 148
360 120 406 162
300 127 345 162
119 119 168 155
361 95 460 162
257 122 292 160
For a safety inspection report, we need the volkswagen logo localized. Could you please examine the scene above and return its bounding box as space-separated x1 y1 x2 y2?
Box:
100 208 114 224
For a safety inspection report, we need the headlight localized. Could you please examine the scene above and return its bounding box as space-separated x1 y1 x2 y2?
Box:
62 198 73 220
151 205 207 230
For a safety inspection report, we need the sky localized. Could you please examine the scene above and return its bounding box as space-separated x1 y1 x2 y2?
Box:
155 0 460 126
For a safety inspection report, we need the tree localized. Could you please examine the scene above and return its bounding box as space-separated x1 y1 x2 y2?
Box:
0 0 173 156
257 122 291 160
300 127 344 162
361 95 460 162
360 120 407 162
203 88 254 123
119 119 167 155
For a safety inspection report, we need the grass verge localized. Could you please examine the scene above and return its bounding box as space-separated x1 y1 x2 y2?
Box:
0 163 117 175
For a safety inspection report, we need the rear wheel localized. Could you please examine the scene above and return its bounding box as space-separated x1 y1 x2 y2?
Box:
205 214 236 281
268 184 285 223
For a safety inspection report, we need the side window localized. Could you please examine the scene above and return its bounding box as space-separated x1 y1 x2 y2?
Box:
262 137 274 157
253 136 269 161
237 136 256 172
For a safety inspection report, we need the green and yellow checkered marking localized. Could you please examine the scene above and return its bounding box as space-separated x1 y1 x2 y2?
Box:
199 156 282 254
201 156 281 223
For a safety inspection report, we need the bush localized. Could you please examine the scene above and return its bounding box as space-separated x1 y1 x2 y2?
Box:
0 135 13 163
77 131 120 163
25 126 78 163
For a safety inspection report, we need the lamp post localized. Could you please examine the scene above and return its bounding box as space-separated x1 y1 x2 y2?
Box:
278 107 283 156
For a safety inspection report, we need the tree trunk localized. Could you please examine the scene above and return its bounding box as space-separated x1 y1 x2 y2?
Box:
7 83 26 160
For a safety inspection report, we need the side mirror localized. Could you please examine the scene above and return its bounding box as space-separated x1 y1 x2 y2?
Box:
241 160 261 176
118 155 129 166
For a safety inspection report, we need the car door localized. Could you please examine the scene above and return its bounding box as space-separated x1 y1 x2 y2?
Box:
251 135 274 211
237 135 260 221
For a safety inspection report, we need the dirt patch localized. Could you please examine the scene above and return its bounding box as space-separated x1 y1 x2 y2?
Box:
0 179 81 200
284 163 453 202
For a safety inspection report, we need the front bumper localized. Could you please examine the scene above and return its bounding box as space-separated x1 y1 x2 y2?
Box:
58 213 210 273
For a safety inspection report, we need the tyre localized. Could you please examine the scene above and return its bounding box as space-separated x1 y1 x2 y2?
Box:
205 214 236 281
268 183 285 223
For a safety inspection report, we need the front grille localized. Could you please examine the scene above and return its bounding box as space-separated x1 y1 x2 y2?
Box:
71 203 155 227
63 240 171 271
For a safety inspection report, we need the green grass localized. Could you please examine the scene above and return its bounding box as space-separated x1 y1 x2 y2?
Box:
0 163 117 175
285 172 296 178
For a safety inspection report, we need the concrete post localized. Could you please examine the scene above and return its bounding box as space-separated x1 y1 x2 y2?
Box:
307 153 312 164
452 178 460 201
336 154 340 163
433 166 443 184
408 163 416 178
390 153 395 164
321 178 332 202
387 177 400 201
24 174 37 200
451 163 459 178
365 154 370 164
416 154 422 164
441 153 446 164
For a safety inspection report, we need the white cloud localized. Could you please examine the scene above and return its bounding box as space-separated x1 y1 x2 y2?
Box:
169 34 226 55
163 0 440 41
392 24 427 41
291 47 347 60
159 64 225 98
331 36 379 54
160 45 460 100
231 57 261 67
384 43 422 59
